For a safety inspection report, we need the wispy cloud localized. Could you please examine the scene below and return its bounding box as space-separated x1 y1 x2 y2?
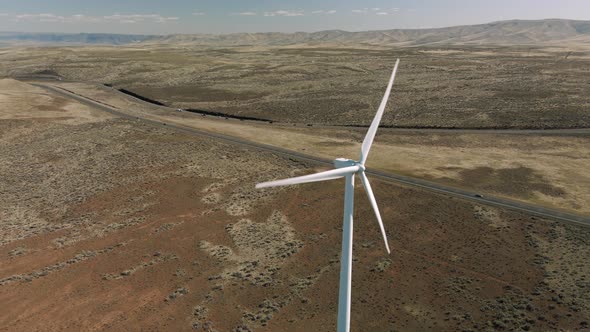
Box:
12 13 108 23
375 8 400 16
312 10 336 15
234 11 257 16
353 7 399 15
263 10 304 17
14 13 68 23
8 13 178 24
191 12 205 16
103 14 179 23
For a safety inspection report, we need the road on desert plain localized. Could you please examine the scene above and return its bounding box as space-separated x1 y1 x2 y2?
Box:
31 81 590 227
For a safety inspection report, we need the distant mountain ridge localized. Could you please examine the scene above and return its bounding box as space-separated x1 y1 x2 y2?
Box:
0 32 157 45
2 19 589 46
156 19 590 46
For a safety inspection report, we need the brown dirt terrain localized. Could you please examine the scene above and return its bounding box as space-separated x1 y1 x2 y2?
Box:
1 44 589 128
1 80 589 331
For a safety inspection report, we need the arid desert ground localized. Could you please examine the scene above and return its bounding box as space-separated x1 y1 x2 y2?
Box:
1 21 590 331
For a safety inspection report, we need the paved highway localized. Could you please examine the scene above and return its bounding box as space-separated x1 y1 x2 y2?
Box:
33 82 590 227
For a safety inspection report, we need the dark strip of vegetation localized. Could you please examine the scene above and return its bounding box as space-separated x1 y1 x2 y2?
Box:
114 85 272 123
183 108 272 123
118 88 167 106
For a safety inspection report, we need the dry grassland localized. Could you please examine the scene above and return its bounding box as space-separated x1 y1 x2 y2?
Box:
1 32 589 331
1 80 590 331
43 81 590 216
1 44 589 128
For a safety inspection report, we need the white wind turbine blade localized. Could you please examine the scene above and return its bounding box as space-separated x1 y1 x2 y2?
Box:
359 171 391 254
359 59 400 165
255 165 360 189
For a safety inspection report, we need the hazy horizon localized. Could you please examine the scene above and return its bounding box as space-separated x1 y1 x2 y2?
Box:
2 17 590 37
1 0 589 34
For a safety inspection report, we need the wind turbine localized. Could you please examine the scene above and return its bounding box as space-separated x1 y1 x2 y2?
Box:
256 59 400 332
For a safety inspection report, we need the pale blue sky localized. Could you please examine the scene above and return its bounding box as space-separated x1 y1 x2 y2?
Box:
0 0 588 34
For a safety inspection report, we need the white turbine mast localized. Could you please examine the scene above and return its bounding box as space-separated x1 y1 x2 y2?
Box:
256 59 400 332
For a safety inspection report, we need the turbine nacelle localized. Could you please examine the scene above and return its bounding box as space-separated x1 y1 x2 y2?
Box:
333 158 361 170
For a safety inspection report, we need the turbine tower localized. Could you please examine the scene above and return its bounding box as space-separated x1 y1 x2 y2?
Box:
256 59 400 332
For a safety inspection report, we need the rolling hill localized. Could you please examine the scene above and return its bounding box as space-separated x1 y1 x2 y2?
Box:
1 19 589 47
156 19 590 46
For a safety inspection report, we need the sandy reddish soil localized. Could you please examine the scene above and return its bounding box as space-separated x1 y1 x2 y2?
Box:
1 80 589 331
